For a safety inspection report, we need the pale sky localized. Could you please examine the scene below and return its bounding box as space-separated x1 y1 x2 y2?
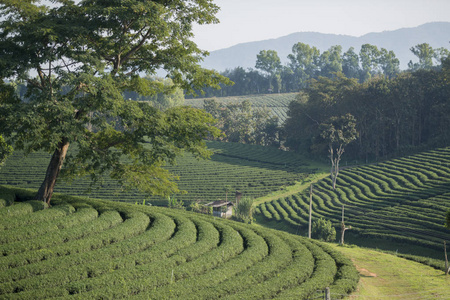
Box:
193 0 450 51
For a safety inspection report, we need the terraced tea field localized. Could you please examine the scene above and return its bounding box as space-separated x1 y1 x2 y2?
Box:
256 147 450 255
0 186 358 299
0 141 320 205
185 93 296 124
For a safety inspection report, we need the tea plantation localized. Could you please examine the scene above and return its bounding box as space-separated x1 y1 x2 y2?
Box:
0 141 320 206
0 186 358 299
256 147 450 258
185 93 296 124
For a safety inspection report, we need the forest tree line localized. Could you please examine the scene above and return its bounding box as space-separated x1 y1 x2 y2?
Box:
204 56 450 163
189 42 449 98
284 59 450 162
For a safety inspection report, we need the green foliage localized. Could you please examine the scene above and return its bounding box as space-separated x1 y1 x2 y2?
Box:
124 77 185 110
203 98 280 146
312 218 336 242
255 50 282 92
0 135 12 167
189 202 212 214
167 195 184 209
285 66 450 160
0 81 13 167
256 50 282 76
191 42 442 97
235 197 254 223
319 114 358 149
0 0 229 204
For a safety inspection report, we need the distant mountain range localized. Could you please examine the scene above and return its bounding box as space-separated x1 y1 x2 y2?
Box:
200 22 450 71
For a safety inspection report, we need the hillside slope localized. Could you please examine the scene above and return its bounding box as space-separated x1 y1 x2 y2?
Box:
185 93 297 124
255 147 450 257
0 186 358 299
0 141 323 205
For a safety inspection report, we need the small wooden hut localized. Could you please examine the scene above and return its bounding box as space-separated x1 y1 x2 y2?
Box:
205 200 233 218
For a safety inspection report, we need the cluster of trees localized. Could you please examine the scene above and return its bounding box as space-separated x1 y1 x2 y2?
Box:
191 43 449 97
203 99 279 146
284 59 450 162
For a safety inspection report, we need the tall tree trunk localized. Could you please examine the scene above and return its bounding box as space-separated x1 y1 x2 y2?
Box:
36 138 70 206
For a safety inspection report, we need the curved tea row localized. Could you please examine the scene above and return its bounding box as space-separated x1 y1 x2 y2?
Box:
256 147 450 252
0 141 314 205
0 187 357 299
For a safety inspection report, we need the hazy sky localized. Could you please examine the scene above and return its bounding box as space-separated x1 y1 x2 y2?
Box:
193 0 450 51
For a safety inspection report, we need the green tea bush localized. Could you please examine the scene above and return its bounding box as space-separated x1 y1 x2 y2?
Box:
256 147 450 254
0 186 358 299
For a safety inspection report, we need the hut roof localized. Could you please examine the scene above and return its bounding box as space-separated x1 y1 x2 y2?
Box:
205 200 233 208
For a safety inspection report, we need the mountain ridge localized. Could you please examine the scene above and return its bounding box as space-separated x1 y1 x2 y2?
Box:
201 22 450 71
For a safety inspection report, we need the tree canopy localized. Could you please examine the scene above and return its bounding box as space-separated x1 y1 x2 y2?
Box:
0 0 229 205
203 98 279 146
284 58 450 161
191 42 446 98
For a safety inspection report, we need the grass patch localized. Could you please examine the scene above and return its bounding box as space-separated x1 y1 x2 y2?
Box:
334 244 449 299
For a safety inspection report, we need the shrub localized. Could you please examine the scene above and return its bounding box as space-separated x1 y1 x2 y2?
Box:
189 202 212 215
312 218 336 242
235 197 254 223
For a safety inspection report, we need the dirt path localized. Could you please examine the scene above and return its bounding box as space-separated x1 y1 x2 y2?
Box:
253 172 329 206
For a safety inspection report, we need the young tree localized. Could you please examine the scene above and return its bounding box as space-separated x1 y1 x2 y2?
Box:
0 0 229 205
320 114 358 189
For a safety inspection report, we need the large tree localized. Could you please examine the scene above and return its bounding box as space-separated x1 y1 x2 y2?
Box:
0 0 229 205
408 43 435 70
359 44 381 82
288 42 320 89
255 50 282 93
